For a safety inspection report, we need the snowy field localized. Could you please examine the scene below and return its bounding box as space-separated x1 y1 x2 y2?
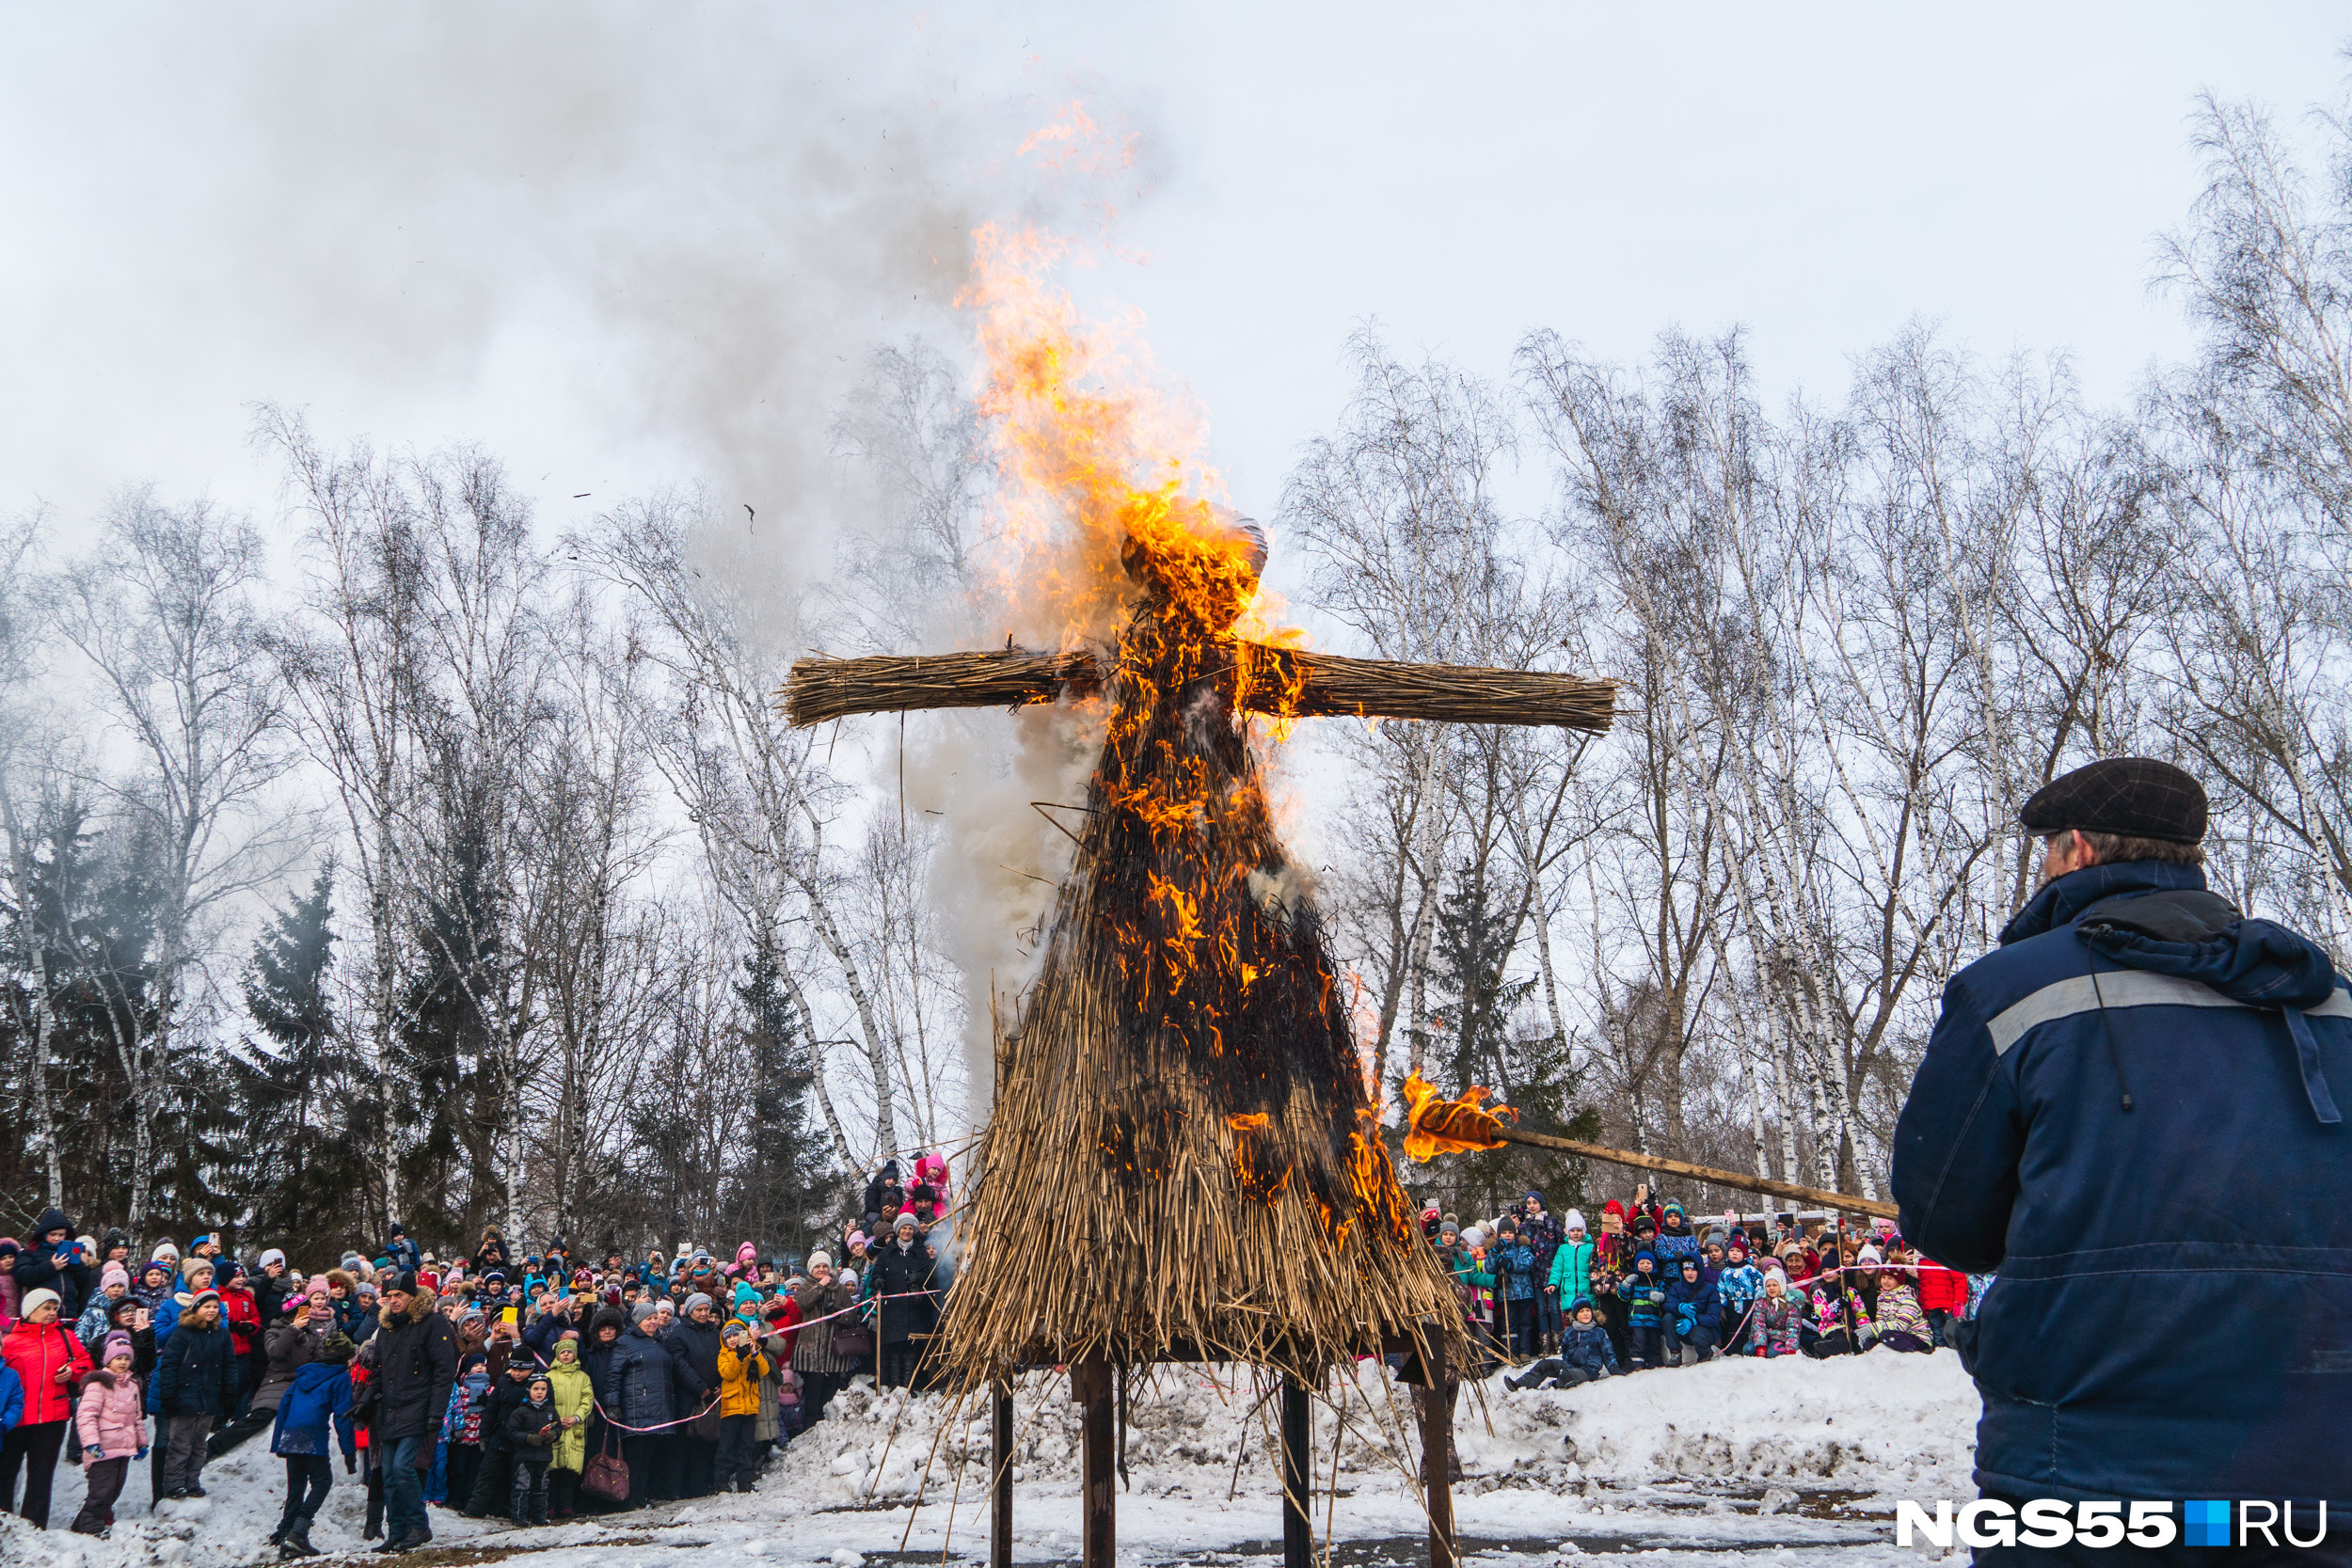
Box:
1 1353 1979 1567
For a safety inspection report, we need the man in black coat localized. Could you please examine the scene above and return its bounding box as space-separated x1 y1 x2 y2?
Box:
664 1293 724 1498
600 1305 681 1506
152 1291 241 1497
11 1206 96 1321
371 1273 458 1553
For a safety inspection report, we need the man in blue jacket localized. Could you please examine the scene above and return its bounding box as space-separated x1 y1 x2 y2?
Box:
1893 758 2348 1552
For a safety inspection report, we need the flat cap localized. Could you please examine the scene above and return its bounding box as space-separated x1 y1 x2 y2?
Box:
2020 757 2206 844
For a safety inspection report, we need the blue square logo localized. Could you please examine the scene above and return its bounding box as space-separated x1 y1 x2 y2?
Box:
2185 1499 2231 1547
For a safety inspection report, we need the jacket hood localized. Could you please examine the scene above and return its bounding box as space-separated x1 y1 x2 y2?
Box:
1998 859 2208 946
33 1207 70 1240
2078 894 2339 1011
378 1290 436 1326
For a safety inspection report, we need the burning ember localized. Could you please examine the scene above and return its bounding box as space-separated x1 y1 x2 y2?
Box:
1400 1071 1516 1162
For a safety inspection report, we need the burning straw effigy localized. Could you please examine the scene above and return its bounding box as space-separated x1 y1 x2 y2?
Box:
786 513 1615 1384
776 219 1617 1568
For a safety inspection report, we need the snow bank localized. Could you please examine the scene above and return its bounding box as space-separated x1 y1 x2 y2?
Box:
0 1353 1979 1564
1464 1352 1980 1497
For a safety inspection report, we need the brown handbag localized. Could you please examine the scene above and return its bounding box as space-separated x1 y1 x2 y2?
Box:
580 1431 629 1504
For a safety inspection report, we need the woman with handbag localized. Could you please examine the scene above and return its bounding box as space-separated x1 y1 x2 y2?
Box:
789 1255 860 1425
601 1304 682 1507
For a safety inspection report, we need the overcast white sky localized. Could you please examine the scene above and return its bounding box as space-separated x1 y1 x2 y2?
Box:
4 4 2346 574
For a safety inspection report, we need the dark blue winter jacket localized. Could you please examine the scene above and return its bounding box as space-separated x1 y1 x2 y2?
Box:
270 1361 355 1458
1559 1316 1618 1376
1490 1240 1539 1301
599 1324 679 1430
1661 1271 1720 1338
1893 861 2352 1508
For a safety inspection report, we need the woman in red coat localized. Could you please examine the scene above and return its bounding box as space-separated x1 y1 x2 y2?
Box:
1 1288 95 1528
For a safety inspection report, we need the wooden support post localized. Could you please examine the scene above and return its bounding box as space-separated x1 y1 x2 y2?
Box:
1418 1321 1456 1568
991 1379 1014 1568
1279 1373 1311 1568
1077 1357 1116 1568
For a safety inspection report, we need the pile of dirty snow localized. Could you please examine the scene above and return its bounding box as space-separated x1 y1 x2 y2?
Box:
0 1352 1979 1566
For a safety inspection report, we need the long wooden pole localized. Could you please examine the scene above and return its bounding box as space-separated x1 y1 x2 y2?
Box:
1077 1357 1115 1568
1416 1319 1455 1568
1279 1375 1311 1568
991 1380 1013 1568
1488 1126 1899 1220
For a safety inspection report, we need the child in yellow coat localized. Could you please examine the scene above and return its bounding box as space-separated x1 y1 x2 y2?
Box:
714 1323 771 1495
543 1333 596 1518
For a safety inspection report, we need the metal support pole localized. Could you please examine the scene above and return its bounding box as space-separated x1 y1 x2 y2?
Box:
1077 1357 1116 1568
1418 1320 1455 1568
991 1379 1014 1568
1279 1373 1311 1568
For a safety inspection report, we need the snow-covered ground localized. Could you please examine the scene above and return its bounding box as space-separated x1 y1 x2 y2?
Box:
1 1352 1979 1567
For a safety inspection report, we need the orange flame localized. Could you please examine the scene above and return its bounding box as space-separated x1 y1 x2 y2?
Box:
1400 1071 1517 1162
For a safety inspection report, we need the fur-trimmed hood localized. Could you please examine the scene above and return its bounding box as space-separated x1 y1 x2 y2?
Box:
379 1288 437 1327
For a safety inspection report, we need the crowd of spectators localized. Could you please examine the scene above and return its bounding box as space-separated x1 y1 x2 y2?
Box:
1419 1181 1979 1390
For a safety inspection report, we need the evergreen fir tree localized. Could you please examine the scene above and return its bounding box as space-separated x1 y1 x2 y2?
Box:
229 866 373 1257
1415 860 1603 1220
392 799 509 1248
723 936 838 1259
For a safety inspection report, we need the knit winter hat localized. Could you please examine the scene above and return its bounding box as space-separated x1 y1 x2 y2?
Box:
1438 1219 1459 1237
320 1332 357 1364
258 1248 286 1270
683 1292 714 1314
19 1287 62 1319
838 1269 858 1291
102 1331 134 1364
1601 1200 1625 1218
1632 1251 1656 1270
629 1301 660 1324
152 1241 181 1262
1460 1227 1486 1248
1857 1244 1883 1265
189 1289 223 1311
894 1212 919 1231
1726 1237 1749 1259
101 1263 130 1291
806 1250 833 1272
1563 1210 1586 1233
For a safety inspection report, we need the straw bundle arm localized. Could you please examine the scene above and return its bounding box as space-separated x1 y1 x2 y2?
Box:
782 642 1617 732
1242 645 1617 732
782 648 1098 727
